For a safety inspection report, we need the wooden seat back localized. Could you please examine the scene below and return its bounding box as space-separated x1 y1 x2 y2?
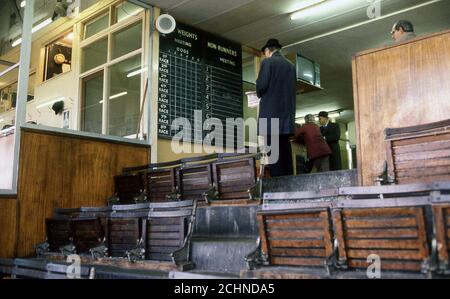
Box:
385 119 450 184
256 208 334 268
106 216 142 258
46 218 72 252
333 199 431 273
114 173 145 204
212 155 257 201
71 218 104 254
432 203 450 274
143 200 197 263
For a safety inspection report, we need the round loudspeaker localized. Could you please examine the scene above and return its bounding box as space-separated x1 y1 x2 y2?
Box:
155 14 176 34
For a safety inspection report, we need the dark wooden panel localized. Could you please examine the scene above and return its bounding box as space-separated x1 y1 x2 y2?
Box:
266 220 324 229
267 229 324 239
269 240 324 248
352 30 450 185
11 128 149 256
395 158 450 171
343 207 418 217
392 133 450 147
393 138 450 154
0 199 18 258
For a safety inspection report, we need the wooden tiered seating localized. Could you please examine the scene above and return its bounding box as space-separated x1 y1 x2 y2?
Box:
109 173 146 205
384 119 450 184
71 218 104 254
244 182 450 279
45 218 73 253
143 160 181 202
107 215 142 258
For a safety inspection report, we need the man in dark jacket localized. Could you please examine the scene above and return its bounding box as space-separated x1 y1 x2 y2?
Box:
256 38 296 177
319 111 342 171
294 114 331 173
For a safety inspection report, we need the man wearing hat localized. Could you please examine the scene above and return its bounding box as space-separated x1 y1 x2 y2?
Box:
318 111 342 171
256 38 296 177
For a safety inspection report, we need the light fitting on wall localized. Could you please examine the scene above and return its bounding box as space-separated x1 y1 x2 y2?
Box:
290 0 327 20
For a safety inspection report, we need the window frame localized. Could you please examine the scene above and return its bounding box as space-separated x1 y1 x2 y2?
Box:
78 7 146 137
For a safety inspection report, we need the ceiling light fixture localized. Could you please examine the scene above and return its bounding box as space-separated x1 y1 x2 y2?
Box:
12 18 53 47
127 67 147 78
20 1 26 8
290 0 327 20
109 91 128 100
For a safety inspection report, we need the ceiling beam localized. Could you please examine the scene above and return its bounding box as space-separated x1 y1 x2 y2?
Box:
0 60 15 67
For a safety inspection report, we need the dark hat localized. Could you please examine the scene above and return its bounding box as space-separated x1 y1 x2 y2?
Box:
52 100 64 115
261 38 282 52
318 111 328 118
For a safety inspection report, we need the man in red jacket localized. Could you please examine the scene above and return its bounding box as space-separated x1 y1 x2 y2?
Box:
294 114 332 173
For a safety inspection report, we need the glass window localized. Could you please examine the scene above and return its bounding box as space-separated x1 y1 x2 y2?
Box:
108 55 141 137
81 37 108 72
111 22 142 60
81 72 104 134
44 32 73 81
114 2 144 24
84 13 109 39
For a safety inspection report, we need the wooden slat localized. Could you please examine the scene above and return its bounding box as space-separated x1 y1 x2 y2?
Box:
218 165 253 176
398 174 450 184
266 213 323 220
147 253 172 261
320 211 333 259
147 232 181 239
396 166 450 178
392 133 450 147
347 249 423 260
148 239 182 246
148 224 181 232
148 246 179 253
345 228 419 238
270 248 326 258
348 259 423 272
266 220 324 229
344 217 417 228
393 138 450 154
216 160 251 170
267 229 323 239
432 205 448 267
345 239 420 250
394 158 450 170
270 257 324 267
218 192 250 200
269 239 324 248
343 207 418 218
109 244 135 250
109 236 139 244
219 183 253 193
414 208 430 258
394 148 450 163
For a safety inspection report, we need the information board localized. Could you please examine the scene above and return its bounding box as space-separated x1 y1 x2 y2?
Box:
158 22 243 143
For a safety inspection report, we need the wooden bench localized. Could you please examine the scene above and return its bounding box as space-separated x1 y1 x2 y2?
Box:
177 154 218 203
45 218 74 254
71 217 105 254
11 258 94 279
106 214 143 259
143 200 197 269
212 153 260 202
384 119 450 184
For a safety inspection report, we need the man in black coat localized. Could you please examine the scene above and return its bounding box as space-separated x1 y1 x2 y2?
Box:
256 39 296 177
319 111 342 171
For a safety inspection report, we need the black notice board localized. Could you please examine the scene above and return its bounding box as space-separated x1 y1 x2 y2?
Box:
157 22 243 143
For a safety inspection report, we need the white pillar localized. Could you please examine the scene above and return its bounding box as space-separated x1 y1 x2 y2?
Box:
12 0 34 192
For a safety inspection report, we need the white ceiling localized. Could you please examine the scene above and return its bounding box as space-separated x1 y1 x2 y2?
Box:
143 0 450 123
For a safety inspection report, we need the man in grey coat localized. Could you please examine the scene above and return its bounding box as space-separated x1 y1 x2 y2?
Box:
256 38 296 177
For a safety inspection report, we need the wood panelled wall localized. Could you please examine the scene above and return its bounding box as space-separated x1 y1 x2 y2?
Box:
0 199 17 258
352 30 450 186
0 128 150 257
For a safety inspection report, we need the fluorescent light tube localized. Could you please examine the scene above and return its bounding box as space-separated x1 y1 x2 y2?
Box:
127 67 147 78
12 18 53 47
290 0 326 20
109 91 128 100
20 1 26 8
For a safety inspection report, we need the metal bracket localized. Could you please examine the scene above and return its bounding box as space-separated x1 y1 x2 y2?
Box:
126 238 145 262
134 192 148 203
60 239 77 257
89 237 108 260
35 239 50 257
107 194 120 206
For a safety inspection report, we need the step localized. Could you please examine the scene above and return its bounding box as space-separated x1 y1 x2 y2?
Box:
190 237 257 274
193 205 259 238
169 270 239 279
262 169 358 193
